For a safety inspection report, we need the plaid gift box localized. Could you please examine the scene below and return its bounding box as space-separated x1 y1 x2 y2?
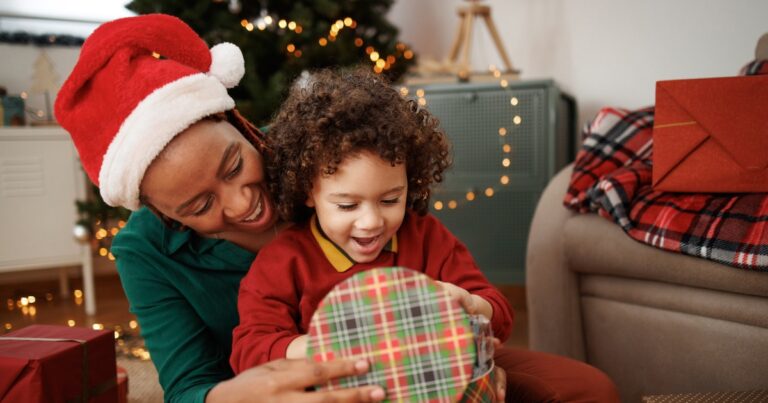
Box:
307 267 495 402
0 325 118 402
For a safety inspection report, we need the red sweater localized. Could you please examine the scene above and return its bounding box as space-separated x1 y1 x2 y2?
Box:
230 212 513 373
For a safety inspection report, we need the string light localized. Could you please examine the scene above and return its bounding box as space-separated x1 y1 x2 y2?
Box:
417 67 521 212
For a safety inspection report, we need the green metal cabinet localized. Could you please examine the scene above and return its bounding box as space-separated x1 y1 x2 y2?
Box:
407 80 576 284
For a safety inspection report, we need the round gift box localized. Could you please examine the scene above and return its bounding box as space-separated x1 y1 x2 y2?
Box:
306 267 478 402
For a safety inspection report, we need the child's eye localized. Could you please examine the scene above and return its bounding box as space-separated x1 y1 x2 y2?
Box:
382 197 400 205
193 195 214 216
336 203 357 211
225 157 243 180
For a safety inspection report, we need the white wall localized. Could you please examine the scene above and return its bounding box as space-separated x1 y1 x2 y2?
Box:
388 0 768 128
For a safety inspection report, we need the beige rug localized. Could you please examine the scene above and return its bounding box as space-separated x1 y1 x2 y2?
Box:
117 358 164 402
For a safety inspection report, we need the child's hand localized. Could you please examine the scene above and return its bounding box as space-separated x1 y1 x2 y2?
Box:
434 281 493 320
286 334 308 359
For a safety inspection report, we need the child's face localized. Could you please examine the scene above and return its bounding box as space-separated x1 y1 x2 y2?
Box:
306 151 407 263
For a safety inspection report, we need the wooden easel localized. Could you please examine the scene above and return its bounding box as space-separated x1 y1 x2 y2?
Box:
447 0 519 78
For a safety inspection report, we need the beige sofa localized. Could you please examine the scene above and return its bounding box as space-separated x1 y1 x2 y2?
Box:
526 165 768 402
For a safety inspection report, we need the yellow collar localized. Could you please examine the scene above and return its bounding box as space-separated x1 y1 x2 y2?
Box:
310 216 398 272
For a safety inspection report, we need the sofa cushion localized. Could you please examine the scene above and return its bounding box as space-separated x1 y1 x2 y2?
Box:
564 214 768 298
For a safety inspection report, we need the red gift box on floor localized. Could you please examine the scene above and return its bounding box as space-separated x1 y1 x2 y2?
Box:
0 325 118 403
652 74 768 192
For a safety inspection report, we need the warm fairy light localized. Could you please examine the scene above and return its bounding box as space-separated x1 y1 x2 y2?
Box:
286 44 295 53
99 248 108 256
500 175 510 185
240 19 248 27
256 21 266 31
278 19 287 29
29 306 36 316
513 115 522 125
500 79 509 88
503 144 512 153
370 51 380 62
510 97 518 106
502 158 511 167
20 92 28 99
20 297 28 306
21 306 29 315
416 89 425 98
67 320 76 327
375 59 385 68
92 323 104 331
141 350 151 360
493 70 501 78
74 289 83 298
498 128 507 136
399 87 409 97
110 227 119 236
108 253 116 261
118 220 126 228
365 46 374 55
354 38 364 47
386 55 396 64
45 293 53 301
434 201 444 211
36 110 44 118
404 50 414 59
129 320 138 329
4 323 11 330
319 38 328 46
373 65 383 74
245 23 254 31
417 98 427 106
263 15 273 25
328 34 336 41
396 43 406 52
466 191 476 201
344 17 353 26
335 20 344 30
448 200 458 209
485 187 495 197
115 331 121 339
294 50 302 58
294 25 303 34
288 21 297 30
28 296 35 304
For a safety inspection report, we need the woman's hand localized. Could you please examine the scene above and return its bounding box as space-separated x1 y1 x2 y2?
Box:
434 281 493 319
492 365 507 402
207 358 385 403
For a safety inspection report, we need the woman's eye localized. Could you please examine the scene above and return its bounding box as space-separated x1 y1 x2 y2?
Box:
193 196 214 216
337 203 357 211
382 197 400 205
225 157 243 180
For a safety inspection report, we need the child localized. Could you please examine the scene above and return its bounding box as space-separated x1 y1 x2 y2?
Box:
230 67 513 372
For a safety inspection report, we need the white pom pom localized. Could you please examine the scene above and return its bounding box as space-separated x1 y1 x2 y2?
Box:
209 42 245 88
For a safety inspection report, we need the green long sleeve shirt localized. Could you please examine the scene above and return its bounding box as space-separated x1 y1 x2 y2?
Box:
111 207 256 403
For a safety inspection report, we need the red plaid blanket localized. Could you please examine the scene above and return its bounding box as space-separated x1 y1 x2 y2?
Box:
564 60 768 272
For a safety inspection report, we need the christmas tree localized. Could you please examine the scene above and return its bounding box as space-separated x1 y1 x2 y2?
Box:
127 0 417 125
30 50 59 122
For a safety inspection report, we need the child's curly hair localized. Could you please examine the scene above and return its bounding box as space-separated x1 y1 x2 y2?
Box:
268 67 451 223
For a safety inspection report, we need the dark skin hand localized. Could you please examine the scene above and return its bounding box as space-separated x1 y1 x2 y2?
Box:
206 358 385 403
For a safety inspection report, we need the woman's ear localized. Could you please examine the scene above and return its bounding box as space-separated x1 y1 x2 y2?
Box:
305 196 315 208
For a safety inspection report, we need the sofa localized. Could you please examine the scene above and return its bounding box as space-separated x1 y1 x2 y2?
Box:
526 164 768 402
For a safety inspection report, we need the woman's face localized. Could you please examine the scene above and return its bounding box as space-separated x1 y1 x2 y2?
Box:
140 119 277 235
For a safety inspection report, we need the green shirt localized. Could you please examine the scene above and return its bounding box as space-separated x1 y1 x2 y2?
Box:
112 207 256 403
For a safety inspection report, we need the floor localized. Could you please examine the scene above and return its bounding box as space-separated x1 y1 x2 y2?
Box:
0 273 528 401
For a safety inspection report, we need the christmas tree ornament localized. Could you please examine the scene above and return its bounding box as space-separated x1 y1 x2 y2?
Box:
72 224 90 243
307 267 497 402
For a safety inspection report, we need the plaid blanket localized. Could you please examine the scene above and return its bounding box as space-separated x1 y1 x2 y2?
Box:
564 60 768 271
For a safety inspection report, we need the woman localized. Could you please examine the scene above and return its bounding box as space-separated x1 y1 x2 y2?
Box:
55 14 618 403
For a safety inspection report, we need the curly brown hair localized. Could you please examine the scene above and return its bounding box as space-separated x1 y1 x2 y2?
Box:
268 67 451 223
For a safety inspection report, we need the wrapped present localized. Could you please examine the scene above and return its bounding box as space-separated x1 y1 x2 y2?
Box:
307 267 496 402
652 74 768 192
0 325 118 403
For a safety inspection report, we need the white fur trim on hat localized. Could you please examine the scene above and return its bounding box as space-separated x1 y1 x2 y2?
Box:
209 42 245 88
99 73 235 210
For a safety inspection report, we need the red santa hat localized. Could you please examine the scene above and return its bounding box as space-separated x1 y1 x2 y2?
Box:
54 14 245 210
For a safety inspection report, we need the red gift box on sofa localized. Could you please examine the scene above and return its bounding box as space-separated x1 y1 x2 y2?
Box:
652 74 768 192
0 325 118 403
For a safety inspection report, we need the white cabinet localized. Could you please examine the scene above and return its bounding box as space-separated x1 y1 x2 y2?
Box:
0 127 96 315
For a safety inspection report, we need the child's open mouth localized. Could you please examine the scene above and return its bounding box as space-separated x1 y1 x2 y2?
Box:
352 235 381 254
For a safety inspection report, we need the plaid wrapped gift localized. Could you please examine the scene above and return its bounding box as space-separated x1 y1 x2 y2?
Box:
307 267 483 402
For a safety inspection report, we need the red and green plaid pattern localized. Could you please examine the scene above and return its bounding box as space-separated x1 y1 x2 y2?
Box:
459 365 497 403
307 267 476 402
564 60 768 271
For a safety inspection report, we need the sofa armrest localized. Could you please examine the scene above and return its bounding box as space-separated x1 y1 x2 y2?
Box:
526 163 585 359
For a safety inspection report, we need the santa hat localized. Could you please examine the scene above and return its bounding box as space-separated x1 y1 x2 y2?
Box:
54 14 245 210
